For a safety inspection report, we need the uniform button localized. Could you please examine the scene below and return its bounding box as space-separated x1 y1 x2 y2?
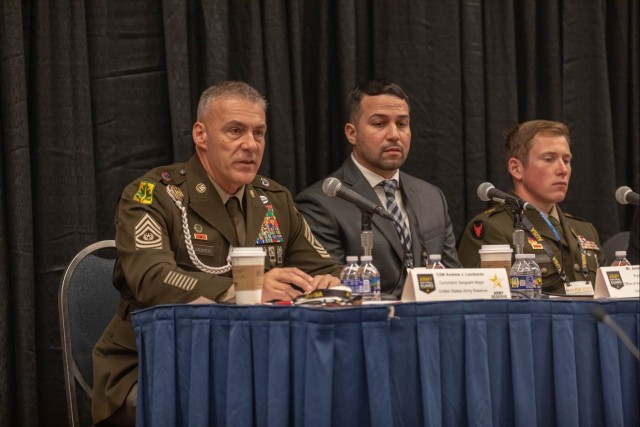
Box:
541 267 548 274
574 263 580 272
179 169 186 175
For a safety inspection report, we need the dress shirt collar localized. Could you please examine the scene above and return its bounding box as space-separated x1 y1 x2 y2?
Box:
351 153 401 189
208 177 245 213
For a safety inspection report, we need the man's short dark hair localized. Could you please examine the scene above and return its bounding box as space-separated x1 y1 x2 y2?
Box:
347 79 410 123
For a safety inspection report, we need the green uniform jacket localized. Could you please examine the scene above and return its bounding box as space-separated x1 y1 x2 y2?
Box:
92 155 342 423
458 204 605 295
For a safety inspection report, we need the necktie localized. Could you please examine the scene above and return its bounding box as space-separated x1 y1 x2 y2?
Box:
225 196 246 246
381 179 412 251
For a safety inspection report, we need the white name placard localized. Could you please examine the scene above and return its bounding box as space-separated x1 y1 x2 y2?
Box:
401 268 511 302
594 265 640 299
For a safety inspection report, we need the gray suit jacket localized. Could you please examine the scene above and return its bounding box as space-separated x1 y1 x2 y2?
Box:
295 158 461 296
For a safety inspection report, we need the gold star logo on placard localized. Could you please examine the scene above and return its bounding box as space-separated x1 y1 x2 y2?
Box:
490 274 504 288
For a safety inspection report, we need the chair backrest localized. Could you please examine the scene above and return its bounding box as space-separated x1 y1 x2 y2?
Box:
602 231 630 265
58 240 119 427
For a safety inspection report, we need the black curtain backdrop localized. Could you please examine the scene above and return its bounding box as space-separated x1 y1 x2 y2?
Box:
1 1 638 425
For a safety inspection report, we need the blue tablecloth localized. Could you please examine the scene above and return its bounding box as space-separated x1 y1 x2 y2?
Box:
132 300 640 427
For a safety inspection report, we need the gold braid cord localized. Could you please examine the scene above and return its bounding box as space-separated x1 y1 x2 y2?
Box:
166 185 232 274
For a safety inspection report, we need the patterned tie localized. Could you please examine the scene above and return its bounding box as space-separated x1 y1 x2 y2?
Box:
225 196 246 245
381 179 412 251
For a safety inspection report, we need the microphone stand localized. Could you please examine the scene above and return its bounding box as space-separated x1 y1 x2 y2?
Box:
360 210 373 257
511 207 525 255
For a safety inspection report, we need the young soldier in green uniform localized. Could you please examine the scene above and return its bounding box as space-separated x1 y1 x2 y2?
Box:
92 81 342 426
458 120 605 295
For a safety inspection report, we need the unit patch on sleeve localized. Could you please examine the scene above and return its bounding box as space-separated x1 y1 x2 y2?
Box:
472 220 484 239
134 213 163 249
133 180 156 205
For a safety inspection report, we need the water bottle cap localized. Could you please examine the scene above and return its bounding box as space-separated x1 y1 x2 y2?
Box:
361 255 373 262
429 254 442 260
346 256 359 262
524 253 535 259
614 251 627 257
515 253 527 259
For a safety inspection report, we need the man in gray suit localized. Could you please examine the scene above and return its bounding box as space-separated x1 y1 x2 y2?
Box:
295 79 461 297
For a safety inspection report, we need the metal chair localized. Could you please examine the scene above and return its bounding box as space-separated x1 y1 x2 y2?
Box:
602 231 630 265
58 240 119 426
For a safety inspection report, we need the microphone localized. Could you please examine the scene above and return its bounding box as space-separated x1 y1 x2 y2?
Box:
590 306 640 360
322 177 395 221
615 186 640 206
477 182 539 211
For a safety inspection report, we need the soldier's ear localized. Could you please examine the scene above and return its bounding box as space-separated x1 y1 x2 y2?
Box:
508 157 524 181
193 121 207 150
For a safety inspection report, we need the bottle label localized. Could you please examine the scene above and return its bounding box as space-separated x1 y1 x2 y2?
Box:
509 275 532 290
362 279 371 293
342 279 357 291
370 276 380 292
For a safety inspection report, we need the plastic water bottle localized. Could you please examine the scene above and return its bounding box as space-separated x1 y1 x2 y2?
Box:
525 254 542 299
340 256 360 293
509 253 534 299
611 251 631 267
425 254 446 269
358 255 381 301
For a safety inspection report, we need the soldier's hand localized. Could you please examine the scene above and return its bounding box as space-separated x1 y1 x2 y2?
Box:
262 267 313 302
311 274 340 290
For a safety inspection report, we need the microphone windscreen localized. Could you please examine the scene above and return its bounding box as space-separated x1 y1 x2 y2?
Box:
615 186 632 205
477 182 494 202
322 177 341 197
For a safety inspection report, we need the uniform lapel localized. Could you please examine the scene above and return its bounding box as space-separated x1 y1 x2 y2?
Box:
244 183 268 246
185 156 239 246
555 205 575 249
524 207 568 246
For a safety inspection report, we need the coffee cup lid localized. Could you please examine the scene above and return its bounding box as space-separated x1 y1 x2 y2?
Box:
478 244 513 253
230 247 266 257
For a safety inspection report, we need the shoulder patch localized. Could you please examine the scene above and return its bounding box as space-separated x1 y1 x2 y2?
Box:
133 180 156 205
472 220 485 239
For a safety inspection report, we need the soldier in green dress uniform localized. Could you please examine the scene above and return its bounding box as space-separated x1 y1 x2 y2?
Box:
92 82 342 426
458 120 605 295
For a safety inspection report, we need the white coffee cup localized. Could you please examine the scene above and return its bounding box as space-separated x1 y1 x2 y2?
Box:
230 247 266 305
478 244 513 271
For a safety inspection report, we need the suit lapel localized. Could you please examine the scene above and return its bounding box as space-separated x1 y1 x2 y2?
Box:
342 159 405 260
399 175 423 264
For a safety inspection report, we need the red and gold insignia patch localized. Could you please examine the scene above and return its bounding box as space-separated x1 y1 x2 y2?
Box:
472 220 484 239
528 237 543 250
194 233 208 241
133 180 155 205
